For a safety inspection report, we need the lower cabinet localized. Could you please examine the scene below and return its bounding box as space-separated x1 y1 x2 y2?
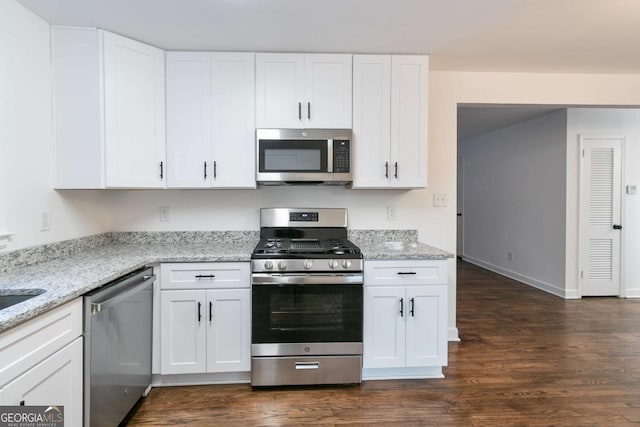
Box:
0 299 83 426
159 263 251 376
363 260 447 380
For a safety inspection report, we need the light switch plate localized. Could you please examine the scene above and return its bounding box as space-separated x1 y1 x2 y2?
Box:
433 193 448 207
159 207 170 222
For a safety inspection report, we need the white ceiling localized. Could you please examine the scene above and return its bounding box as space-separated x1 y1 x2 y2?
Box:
457 106 561 141
16 0 640 73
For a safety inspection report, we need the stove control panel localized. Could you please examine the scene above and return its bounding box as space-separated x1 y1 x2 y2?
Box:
252 259 363 273
289 212 318 222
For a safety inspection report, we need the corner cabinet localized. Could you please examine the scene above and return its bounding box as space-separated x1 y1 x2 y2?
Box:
362 260 447 380
165 52 256 188
159 263 251 378
52 26 166 189
256 53 352 129
352 55 428 189
0 299 83 426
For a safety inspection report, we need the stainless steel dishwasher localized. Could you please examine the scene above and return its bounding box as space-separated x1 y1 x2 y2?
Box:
83 267 155 426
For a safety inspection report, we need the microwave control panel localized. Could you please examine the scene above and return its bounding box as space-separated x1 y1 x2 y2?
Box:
333 140 351 173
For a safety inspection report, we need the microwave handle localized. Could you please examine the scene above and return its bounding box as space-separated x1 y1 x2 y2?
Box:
327 139 333 173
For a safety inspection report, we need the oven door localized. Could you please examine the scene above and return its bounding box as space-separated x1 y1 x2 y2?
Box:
256 138 333 183
251 273 363 352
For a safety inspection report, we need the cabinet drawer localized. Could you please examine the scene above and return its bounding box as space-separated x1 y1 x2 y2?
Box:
364 260 447 286
161 263 250 289
0 298 82 386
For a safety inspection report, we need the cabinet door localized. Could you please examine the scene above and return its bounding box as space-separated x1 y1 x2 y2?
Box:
166 52 212 188
206 289 251 373
255 53 304 128
363 286 406 369
352 55 391 188
103 31 166 188
211 52 256 188
304 54 352 128
1 338 83 427
160 290 206 374
405 286 448 367
390 55 428 189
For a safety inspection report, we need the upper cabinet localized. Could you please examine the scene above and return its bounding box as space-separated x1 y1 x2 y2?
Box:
53 27 166 189
256 53 352 129
352 55 428 189
166 52 255 188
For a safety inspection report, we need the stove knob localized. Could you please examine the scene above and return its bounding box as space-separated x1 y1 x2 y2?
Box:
304 260 313 270
278 261 287 270
264 260 273 270
329 260 339 269
342 260 352 269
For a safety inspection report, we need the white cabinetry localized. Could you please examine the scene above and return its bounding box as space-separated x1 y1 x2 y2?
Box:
52 26 166 189
363 260 447 380
0 299 83 426
166 52 255 188
352 55 428 189
159 263 251 377
256 53 352 129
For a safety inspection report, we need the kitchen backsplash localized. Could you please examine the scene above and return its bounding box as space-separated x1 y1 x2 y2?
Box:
0 229 419 273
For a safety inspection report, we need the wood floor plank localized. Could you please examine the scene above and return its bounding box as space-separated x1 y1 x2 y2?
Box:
126 261 640 426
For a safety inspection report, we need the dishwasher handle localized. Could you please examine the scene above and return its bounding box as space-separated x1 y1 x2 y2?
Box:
91 274 156 315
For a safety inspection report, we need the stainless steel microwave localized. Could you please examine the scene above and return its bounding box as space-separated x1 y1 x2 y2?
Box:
256 129 352 185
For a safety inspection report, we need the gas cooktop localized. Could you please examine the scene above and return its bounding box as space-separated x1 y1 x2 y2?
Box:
252 237 362 259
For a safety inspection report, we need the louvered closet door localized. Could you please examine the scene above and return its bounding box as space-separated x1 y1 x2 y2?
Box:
579 136 622 296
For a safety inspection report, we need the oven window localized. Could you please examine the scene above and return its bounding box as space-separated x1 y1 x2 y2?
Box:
258 140 327 173
252 284 362 343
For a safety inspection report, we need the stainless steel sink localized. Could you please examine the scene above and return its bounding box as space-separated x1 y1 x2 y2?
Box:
0 289 45 310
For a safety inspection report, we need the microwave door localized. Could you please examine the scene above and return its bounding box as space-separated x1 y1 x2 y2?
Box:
257 139 334 183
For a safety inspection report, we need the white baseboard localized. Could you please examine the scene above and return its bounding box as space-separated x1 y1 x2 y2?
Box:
362 366 444 381
462 256 569 299
625 288 640 298
152 371 250 387
448 327 460 342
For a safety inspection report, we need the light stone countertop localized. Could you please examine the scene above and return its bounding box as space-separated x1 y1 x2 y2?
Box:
0 241 256 333
0 230 454 334
355 239 454 261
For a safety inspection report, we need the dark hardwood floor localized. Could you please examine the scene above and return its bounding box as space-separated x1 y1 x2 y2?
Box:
127 261 640 426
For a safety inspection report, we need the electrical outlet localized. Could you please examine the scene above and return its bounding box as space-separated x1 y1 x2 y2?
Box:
507 251 513 261
433 193 448 207
387 206 397 221
40 211 51 231
159 207 170 222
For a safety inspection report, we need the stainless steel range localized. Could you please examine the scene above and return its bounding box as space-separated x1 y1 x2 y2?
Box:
251 208 363 386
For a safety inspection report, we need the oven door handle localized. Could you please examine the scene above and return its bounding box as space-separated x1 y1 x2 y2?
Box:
252 273 363 285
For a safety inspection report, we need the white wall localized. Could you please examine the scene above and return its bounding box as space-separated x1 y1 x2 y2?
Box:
0 0 110 251
460 110 567 296
566 108 640 298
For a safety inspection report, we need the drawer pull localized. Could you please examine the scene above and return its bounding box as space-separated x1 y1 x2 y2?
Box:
397 272 417 276
295 362 320 370
195 274 216 279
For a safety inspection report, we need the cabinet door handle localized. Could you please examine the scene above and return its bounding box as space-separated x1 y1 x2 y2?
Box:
209 301 213 322
19 400 25 406
397 272 417 275
410 297 415 317
195 274 216 279
214 161 217 179
613 224 623 230
204 161 208 179
394 162 398 179
160 161 164 179
399 297 404 317
197 302 202 322
308 102 311 120
298 102 302 121
385 162 389 178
